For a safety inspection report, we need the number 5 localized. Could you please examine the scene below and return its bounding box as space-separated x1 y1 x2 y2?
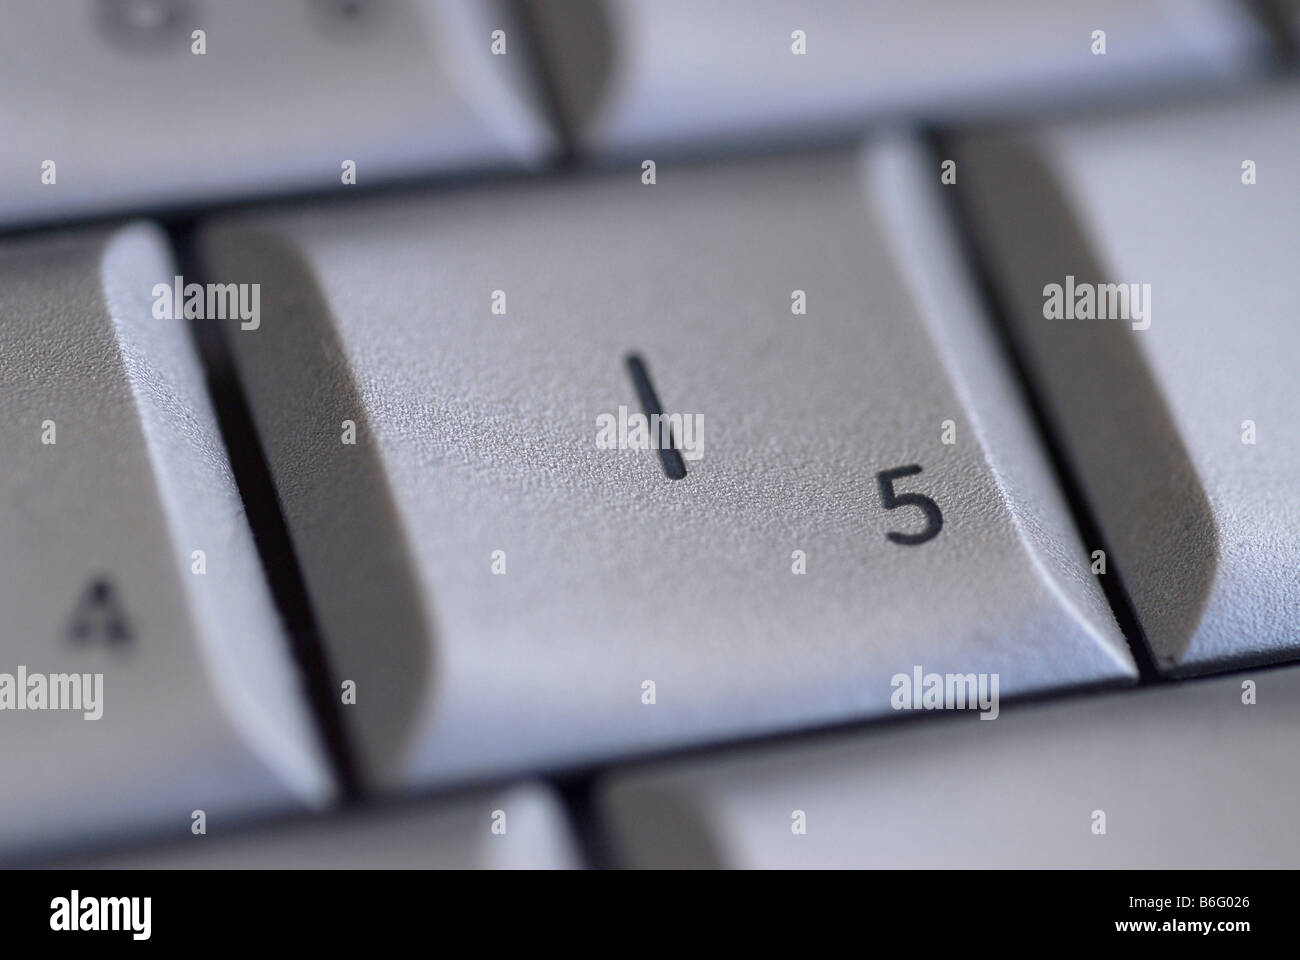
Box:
877 465 943 546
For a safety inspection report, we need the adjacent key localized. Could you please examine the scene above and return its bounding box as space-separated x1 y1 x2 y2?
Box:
0 0 557 227
955 84 1300 673
599 664 1300 868
523 0 1270 158
64 783 580 868
0 223 332 863
200 137 1135 792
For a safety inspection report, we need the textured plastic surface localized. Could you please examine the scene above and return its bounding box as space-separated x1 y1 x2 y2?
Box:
69 783 579 869
0 223 331 862
957 85 1300 673
202 139 1134 792
600 663 1300 868
0 0 557 226
525 0 1268 157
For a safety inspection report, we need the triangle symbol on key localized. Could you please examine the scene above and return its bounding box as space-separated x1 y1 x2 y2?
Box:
67 576 134 648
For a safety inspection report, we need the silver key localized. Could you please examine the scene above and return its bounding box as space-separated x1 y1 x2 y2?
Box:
200 136 1134 792
0 223 331 862
65 783 580 868
600 664 1300 868
524 0 1269 158
0 0 557 227
956 84 1300 673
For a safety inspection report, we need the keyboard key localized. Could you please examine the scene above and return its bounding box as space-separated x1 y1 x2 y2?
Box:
0 0 558 227
599 664 1300 868
65 783 580 868
0 223 331 862
524 0 1270 158
955 85 1300 673
200 137 1135 792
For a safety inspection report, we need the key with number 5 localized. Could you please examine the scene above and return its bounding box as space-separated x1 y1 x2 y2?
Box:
200 137 1136 792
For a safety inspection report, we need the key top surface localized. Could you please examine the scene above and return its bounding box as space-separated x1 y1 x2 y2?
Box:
524 0 1269 158
599 664 1300 868
0 0 557 227
955 85 1300 673
200 138 1134 792
0 223 331 862
66 783 580 869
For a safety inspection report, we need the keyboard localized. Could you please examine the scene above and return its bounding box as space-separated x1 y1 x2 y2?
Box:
3 0 1299 870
